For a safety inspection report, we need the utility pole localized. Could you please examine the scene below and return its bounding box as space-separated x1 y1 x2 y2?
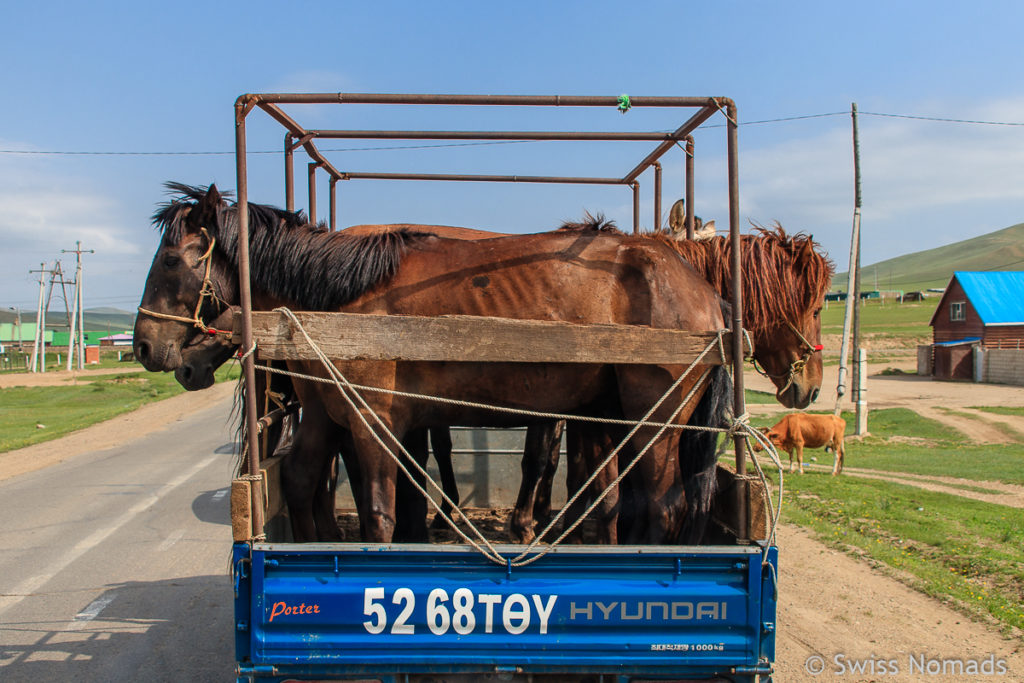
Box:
836 102 866 438
29 263 48 372
62 242 94 370
8 307 23 352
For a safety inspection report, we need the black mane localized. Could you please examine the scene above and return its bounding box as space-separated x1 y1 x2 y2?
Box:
557 211 622 234
153 182 434 310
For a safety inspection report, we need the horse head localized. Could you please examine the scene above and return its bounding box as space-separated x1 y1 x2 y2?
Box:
133 183 238 376
748 235 827 409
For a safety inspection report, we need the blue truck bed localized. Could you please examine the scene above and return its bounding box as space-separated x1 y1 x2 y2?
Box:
233 542 777 682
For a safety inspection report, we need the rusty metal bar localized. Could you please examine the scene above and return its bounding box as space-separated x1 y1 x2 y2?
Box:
309 129 680 141
329 177 337 231
622 104 719 184
258 102 307 138
233 97 264 539
632 182 640 234
653 162 662 231
284 134 295 212
336 171 626 185
257 401 300 433
685 136 695 240
251 93 721 107
307 163 318 224
724 99 748 541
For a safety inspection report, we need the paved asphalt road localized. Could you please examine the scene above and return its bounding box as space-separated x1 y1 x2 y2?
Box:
0 397 239 682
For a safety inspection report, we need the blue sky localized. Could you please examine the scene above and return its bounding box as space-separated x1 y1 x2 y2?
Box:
3 1 1023 313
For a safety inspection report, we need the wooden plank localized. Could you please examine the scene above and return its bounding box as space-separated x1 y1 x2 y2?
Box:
710 464 770 542
236 311 740 365
229 452 290 543
230 479 253 542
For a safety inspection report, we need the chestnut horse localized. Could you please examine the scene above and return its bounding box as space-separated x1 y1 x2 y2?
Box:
134 183 727 544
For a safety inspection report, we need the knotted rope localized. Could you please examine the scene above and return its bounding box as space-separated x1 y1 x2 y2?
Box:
251 307 785 563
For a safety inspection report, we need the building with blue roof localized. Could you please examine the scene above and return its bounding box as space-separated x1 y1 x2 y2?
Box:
928 271 1024 380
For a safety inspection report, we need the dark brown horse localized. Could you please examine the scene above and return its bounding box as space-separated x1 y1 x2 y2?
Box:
134 183 727 544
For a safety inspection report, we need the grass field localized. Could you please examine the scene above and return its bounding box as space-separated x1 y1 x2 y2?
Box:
0 365 240 453
751 407 1024 485
820 299 934 341
748 407 1024 635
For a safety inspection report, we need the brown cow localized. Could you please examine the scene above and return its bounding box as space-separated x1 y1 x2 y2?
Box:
753 413 846 475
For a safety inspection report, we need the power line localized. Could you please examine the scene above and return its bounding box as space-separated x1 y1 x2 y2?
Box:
2 108 1023 157
860 111 1024 127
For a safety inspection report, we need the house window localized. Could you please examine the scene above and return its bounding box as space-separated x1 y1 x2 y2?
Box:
950 301 966 322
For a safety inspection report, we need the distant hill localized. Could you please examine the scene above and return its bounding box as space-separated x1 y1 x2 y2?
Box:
833 222 1024 292
0 307 136 332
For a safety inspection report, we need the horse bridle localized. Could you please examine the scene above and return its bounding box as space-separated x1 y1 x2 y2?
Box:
751 320 823 394
137 228 233 339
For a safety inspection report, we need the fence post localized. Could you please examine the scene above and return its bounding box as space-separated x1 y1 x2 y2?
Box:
856 348 868 435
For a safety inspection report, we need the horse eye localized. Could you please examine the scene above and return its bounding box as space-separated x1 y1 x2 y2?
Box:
813 308 822 318
163 255 181 268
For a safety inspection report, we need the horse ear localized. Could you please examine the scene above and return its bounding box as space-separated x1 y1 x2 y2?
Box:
189 183 222 232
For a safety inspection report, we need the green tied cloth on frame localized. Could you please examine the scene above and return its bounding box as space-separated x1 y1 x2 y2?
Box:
617 94 631 114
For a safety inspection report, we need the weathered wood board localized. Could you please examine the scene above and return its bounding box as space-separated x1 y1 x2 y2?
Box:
230 451 290 542
235 310 746 365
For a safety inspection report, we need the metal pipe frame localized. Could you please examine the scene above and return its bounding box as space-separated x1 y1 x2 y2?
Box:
653 162 662 231
685 136 695 240
233 93 746 542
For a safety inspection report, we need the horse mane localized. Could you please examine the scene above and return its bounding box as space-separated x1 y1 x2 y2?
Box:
152 182 435 310
557 212 622 234
556 212 834 333
650 223 835 333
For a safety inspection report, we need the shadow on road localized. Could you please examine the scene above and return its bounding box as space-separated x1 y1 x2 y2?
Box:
0 575 233 683
191 488 231 526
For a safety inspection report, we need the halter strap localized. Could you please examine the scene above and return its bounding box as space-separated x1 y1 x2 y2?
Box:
751 320 822 394
136 228 233 338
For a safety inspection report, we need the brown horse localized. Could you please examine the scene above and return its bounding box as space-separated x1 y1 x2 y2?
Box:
552 219 834 543
134 183 727 544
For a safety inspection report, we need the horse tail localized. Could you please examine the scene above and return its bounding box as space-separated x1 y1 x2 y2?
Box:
676 363 732 544
232 367 248 476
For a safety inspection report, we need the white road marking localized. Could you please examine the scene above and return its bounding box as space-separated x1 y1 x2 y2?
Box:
211 488 228 502
66 593 116 630
156 528 186 552
0 453 219 619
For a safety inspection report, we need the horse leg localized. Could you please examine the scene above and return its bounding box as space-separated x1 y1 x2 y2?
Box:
429 427 458 530
281 403 343 542
795 441 805 474
616 366 688 545
532 420 564 529
311 451 344 542
510 420 562 544
394 428 430 543
562 423 620 544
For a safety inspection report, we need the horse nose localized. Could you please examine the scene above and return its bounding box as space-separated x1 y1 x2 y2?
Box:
135 339 151 365
810 387 820 403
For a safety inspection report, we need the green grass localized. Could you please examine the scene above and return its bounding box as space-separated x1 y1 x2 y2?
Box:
0 365 240 453
780 472 1024 635
750 407 1024 485
744 389 777 404
820 299 933 339
972 406 1024 418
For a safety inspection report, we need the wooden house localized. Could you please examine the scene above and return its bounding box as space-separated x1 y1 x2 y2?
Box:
929 271 1024 379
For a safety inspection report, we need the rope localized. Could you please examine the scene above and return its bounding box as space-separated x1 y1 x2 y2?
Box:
512 367 713 566
247 307 785 563
136 228 232 338
276 308 506 563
